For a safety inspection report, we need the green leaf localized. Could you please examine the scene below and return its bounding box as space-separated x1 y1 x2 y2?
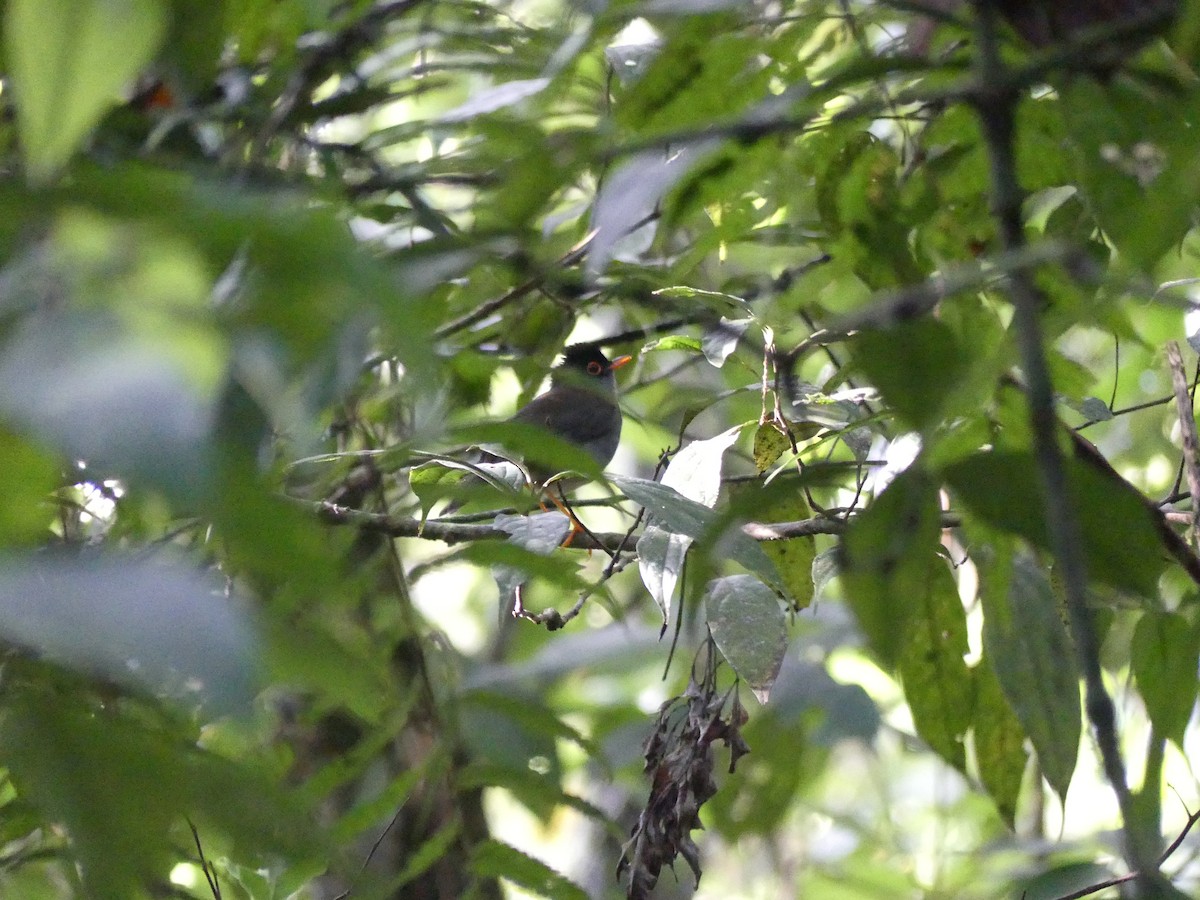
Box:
614 475 780 589
0 691 314 898
852 318 969 433
0 430 58 545
0 553 258 714
980 553 1079 800
470 839 589 900
728 482 816 610
705 574 787 703
898 560 972 773
1131 609 1200 748
641 335 704 354
973 655 1029 829
838 467 943 670
943 450 1167 598
5 0 167 181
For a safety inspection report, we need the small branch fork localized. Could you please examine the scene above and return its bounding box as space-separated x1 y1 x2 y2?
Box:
1052 801 1200 900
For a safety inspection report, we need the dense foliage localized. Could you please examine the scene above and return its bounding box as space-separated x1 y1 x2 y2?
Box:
0 1 1199 898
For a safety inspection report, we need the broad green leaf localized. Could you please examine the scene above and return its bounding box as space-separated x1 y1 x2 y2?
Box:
838 467 943 669
1062 78 1200 271
852 318 969 433
973 656 1029 829
705 574 787 703
5 0 167 181
0 553 258 714
641 335 704 354
943 450 1167 597
1131 609 1200 748
981 553 1080 800
0 313 217 503
470 839 589 900
898 560 972 773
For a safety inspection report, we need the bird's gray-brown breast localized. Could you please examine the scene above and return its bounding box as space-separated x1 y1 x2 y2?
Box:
512 381 622 470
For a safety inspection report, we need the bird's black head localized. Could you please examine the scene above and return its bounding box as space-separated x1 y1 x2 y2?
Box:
553 345 633 390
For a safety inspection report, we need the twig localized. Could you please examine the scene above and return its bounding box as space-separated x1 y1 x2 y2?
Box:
1167 341 1200 548
188 820 221 900
968 0 1157 891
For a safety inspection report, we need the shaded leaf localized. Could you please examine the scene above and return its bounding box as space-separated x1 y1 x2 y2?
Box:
898 560 972 772
706 574 787 702
0 553 258 714
981 553 1080 799
973 655 1029 829
614 475 780 589
1131 609 1200 748
944 450 1166 598
470 839 589 900
701 316 753 367
838 467 942 669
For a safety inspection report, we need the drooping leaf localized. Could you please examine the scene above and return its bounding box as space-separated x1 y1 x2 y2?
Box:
637 524 688 625
980 552 1080 800
973 655 1030 829
637 426 745 623
897 559 972 773
728 481 816 610
838 466 943 669
470 839 589 900
1131 609 1200 748
705 574 787 703
752 422 791 473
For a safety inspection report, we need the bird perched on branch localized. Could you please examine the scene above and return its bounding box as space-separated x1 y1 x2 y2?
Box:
443 344 633 517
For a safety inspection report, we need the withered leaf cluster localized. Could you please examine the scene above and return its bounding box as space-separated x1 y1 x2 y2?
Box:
617 671 751 900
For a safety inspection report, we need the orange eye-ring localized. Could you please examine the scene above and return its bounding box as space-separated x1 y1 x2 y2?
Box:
586 361 603 375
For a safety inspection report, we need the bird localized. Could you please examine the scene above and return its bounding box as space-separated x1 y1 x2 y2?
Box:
509 344 632 484
446 345 633 513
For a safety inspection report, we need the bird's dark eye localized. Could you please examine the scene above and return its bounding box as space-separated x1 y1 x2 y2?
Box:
586 361 603 375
